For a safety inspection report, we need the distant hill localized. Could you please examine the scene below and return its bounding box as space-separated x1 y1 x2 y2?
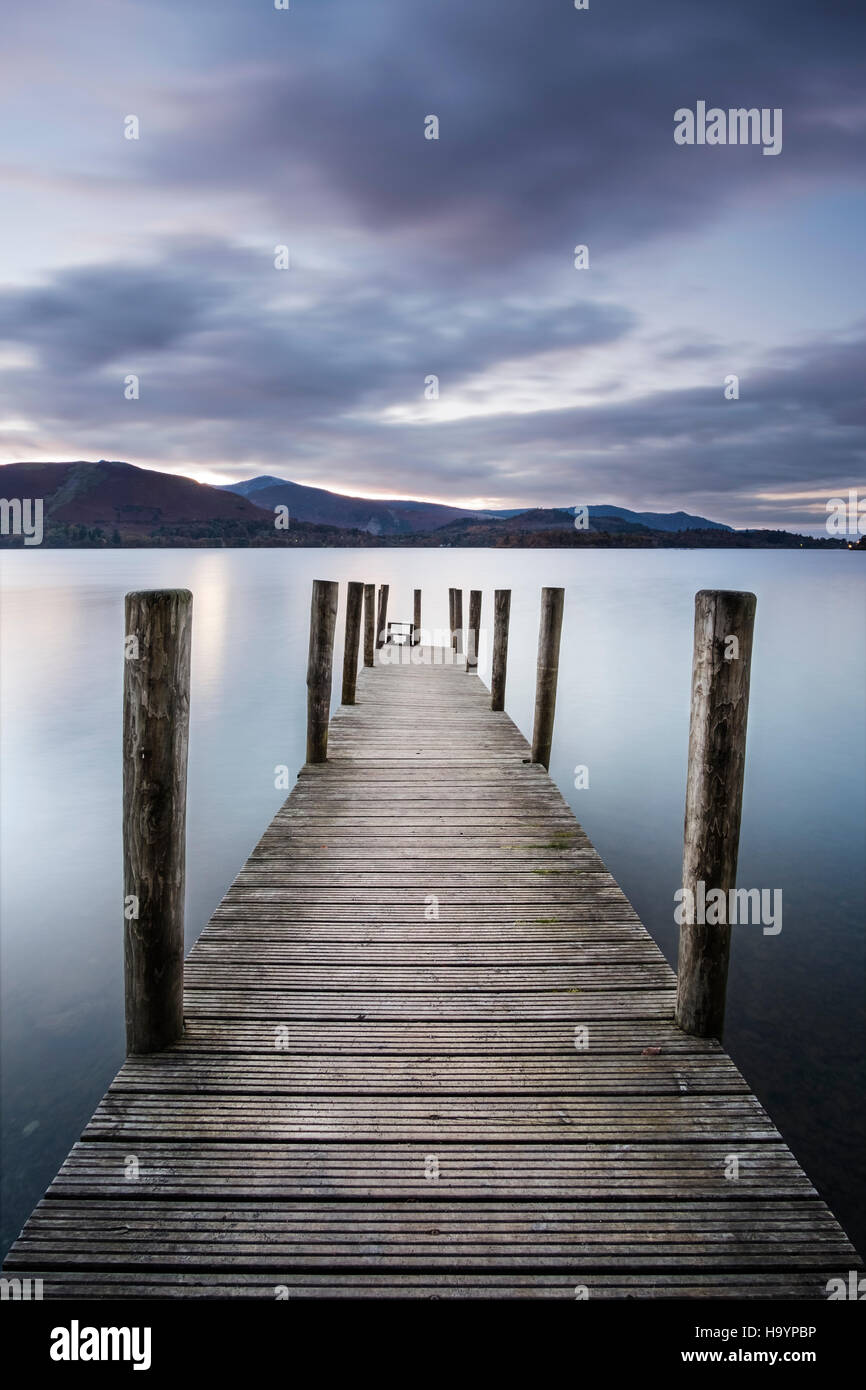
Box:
219 475 494 535
470 507 654 536
479 503 731 533
222 475 294 499
1 460 264 525
221 475 731 535
397 515 843 550
0 460 282 545
590 504 731 533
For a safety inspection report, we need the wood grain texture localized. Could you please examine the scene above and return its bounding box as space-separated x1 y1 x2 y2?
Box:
340 580 363 705
491 588 511 710
363 583 375 667
676 589 756 1038
5 645 858 1299
122 589 192 1054
375 584 389 650
305 580 338 764
467 589 482 671
531 587 564 769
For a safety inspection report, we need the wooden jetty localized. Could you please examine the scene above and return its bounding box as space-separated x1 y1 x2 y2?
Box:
2 585 860 1298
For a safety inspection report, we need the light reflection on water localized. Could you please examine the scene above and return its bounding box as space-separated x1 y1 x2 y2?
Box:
1 548 863 1258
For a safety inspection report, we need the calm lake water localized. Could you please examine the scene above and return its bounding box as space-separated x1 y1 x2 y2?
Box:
1 548 864 1259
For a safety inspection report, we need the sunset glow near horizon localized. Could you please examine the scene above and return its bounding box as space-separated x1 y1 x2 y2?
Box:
1 1 864 535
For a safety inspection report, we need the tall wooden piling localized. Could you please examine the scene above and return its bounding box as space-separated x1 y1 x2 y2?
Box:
413 589 422 645
467 589 482 671
491 589 511 710
676 590 757 1039
363 584 375 667
453 588 464 656
376 584 389 650
448 588 456 649
530 587 564 770
341 581 364 705
306 579 339 764
122 589 192 1055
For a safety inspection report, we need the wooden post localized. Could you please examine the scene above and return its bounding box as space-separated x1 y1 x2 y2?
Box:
448 588 456 650
491 589 511 710
530 587 564 769
413 589 422 645
123 589 192 1055
676 590 757 1039
363 583 375 667
306 579 338 763
453 588 463 656
341 581 364 705
376 584 389 650
467 589 482 671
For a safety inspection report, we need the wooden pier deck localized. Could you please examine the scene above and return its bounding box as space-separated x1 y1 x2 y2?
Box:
4 649 859 1298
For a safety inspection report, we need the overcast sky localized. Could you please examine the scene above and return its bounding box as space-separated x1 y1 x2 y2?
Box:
0 0 863 530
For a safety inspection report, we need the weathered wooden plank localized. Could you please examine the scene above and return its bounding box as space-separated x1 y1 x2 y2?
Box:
180 989 679 1019
214 906 641 926
216 888 634 905
249 845 598 859
8 1201 853 1271
47 1140 816 1200
182 964 675 992
10 1270 834 1299
83 1093 780 1142
111 1053 751 1095
188 941 662 962
202 920 649 937
169 1019 722 1052
10 1272 836 1298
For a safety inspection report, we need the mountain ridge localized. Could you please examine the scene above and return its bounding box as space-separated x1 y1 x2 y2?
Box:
220 474 732 535
0 460 850 549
